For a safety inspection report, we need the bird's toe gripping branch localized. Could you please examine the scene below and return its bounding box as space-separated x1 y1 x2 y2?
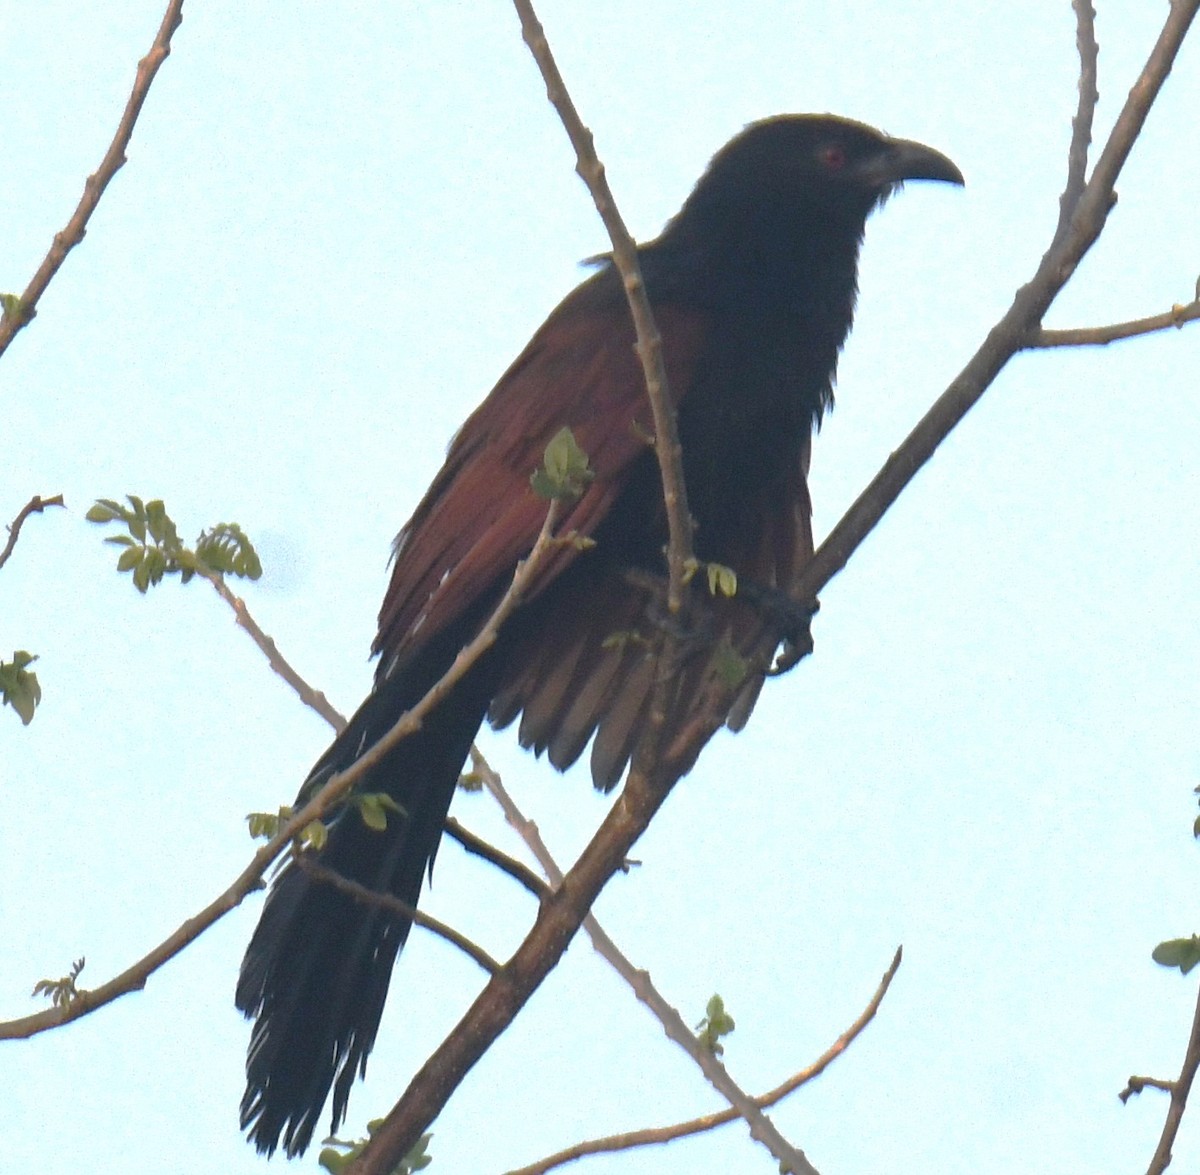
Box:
734 580 820 676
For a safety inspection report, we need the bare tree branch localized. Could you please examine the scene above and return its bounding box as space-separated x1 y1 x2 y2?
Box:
1029 298 1200 347
475 747 885 1175
0 498 569 1040
200 570 348 732
0 1 186 361
1120 975 1200 1175
443 816 551 899
507 948 903 1175
511 0 694 612
0 494 65 573
1053 0 1099 248
294 857 500 975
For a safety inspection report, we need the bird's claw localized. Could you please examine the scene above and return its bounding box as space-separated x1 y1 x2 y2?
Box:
734 581 819 676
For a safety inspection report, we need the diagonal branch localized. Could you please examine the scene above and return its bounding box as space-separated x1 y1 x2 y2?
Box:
474 750 822 1170
511 0 694 612
200 570 347 732
0 499 569 1040
790 0 1200 608
0 1 186 361
443 816 550 899
294 857 500 975
507 948 903 1175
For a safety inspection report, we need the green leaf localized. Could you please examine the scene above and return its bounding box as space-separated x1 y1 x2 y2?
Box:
143 546 168 586
695 992 736 1056
530 426 594 501
458 770 484 792
318 1147 350 1174
706 562 738 598
196 522 263 580
145 499 182 552
353 792 404 832
0 292 24 320
1153 936 1200 975
301 820 328 851
31 957 86 1007
116 546 142 572
319 1123 431 1175
0 651 42 725
246 811 283 840
86 502 119 523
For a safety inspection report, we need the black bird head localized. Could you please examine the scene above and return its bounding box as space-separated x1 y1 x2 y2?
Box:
674 113 963 227
656 114 962 308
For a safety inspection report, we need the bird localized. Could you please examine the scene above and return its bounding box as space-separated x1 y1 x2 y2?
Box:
236 113 963 1156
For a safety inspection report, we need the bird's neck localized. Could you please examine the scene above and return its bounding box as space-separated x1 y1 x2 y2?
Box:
649 199 866 344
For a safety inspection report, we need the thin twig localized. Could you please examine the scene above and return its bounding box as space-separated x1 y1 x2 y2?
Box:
294 857 499 975
346 6 1200 1171
443 817 550 899
510 0 694 612
0 499 568 1040
200 570 347 732
1122 1075 1177 1102
1127 975 1200 1175
0 1 186 360
1029 299 1200 347
507 948 903 1175
0 494 65 573
1053 0 1099 249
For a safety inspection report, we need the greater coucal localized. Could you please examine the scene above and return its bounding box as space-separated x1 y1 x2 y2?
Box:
237 113 962 1155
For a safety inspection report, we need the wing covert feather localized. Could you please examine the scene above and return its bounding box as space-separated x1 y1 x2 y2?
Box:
374 298 709 665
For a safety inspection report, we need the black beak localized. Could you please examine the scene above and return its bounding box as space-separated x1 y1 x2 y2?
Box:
859 135 964 188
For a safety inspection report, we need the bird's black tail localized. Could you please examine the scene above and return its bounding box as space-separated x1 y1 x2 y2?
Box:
236 629 497 1157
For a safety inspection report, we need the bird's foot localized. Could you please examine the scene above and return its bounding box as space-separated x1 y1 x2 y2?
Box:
621 567 717 652
734 581 819 675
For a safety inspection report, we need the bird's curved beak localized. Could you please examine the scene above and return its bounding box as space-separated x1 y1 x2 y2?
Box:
861 136 964 188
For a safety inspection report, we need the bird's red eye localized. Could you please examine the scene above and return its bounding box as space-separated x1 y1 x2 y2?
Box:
820 145 847 170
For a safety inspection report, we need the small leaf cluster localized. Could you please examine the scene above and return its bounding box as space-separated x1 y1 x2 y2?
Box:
32 957 86 1007
530 427 594 501
457 769 485 792
350 792 405 832
87 496 261 593
681 557 738 598
319 1122 432 1175
246 807 328 851
705 562 738 598
695 993 736 1056
1154 935 1200 975
0 650 41 725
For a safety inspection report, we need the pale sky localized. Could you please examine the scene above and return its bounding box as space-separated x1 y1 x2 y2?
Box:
5 3 1200 1173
